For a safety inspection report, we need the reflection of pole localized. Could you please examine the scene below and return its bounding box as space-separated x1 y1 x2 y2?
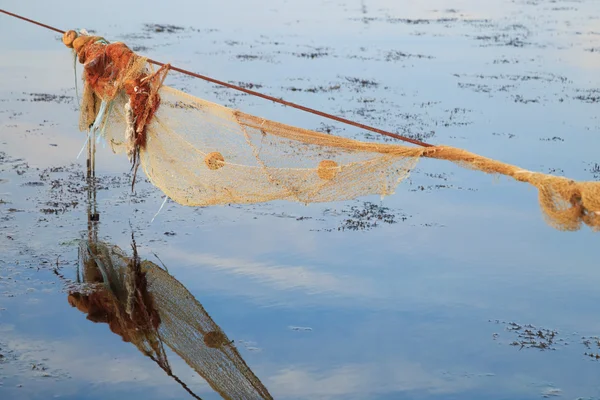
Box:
147 354 204 400
87 131 99 244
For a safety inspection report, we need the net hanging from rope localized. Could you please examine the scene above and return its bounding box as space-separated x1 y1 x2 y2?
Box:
62 30 600 232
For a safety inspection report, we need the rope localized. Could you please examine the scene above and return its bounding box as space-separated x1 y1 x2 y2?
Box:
0 9 64 34
0 8 433 148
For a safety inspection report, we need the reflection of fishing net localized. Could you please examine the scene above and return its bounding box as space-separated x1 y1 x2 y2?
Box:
63 31 600 231
71 240 273 400
73 241 166 362
144 263 273 400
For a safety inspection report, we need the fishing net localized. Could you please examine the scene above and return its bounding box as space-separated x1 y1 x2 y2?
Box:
63 31 600 231
70 239 273 400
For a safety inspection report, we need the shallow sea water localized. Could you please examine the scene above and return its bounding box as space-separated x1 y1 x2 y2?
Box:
1 0 600 399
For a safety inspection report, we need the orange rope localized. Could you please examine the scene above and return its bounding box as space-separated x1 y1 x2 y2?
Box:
0 8 433 148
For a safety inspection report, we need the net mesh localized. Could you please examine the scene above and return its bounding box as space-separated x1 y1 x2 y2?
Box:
102 88 422 205
71 240 273 400
63 31 600 232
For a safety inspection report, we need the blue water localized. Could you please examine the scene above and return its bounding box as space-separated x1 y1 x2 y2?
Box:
1 0 599 399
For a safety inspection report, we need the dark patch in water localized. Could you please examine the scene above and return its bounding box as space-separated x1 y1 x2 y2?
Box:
425 172 450 181
375 16 492 26
473 24 533 48
400 129 436 143
143 23 186 34
411 183 477 193
491 320 561 351
289 326 312 331
458 82 515 94
131 45 150 52
354 107 441 143
493 58 521 64
574 89 600 103
315 123 344 134
441 108 472 127
292 52 329 59
19 93 72 104
285 85 341 93
493 132 517 139
40 201 79 215
8 111 24 120
321 202 408 232
387 18 451 25
582 336 600 360
32 164 151 221
513 94 539 104
455 73 570 84
588 163 600 180
343 76 379 89
547 167 564 175
491 321 600 362
236 54 266 61
0 338 68 381
119 32 153 40
231 81 263 90
384 50 434 61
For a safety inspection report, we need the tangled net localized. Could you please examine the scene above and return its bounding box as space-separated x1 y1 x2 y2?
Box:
70 239 273 400
63 30 600 231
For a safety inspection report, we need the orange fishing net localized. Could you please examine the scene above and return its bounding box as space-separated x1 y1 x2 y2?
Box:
63 30 600 231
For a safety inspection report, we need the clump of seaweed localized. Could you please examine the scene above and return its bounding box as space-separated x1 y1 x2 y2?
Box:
589 163 600 180
323 201 407 232
490 320 561 351
582 336 600 360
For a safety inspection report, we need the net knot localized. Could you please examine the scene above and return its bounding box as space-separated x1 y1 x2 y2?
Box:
62 30 78 48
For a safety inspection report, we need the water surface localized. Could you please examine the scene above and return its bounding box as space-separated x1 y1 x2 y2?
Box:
1 0 600 399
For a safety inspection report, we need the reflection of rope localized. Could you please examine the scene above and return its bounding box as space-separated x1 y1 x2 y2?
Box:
147 354 204 400
0 8 432 148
